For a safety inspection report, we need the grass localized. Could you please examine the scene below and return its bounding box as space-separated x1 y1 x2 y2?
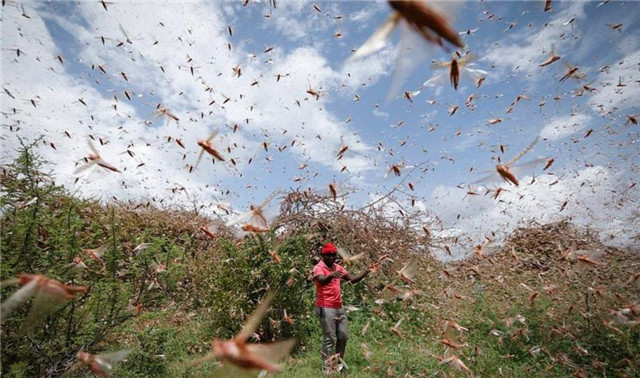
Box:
1 143 638 377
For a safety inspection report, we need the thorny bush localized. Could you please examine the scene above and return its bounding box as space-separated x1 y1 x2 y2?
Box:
2 142 639 377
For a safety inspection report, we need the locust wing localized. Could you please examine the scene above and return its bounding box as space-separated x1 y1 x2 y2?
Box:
236 292 275 343
1 279 37 321
350 12 401 60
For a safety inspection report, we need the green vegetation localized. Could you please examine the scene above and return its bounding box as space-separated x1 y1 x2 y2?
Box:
1 143 638 377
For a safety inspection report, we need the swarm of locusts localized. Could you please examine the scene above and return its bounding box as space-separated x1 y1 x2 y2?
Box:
2 0 639 376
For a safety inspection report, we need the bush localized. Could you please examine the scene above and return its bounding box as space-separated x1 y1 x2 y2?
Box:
2 141 638 377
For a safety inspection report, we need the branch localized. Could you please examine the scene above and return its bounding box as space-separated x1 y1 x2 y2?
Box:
355 161 427 212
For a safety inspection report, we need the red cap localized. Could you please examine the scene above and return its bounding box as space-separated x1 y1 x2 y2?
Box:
321 243 338 254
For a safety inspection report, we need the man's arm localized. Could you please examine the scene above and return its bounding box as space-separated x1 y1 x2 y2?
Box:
344 262 380 284
316 271 343 285
344 269 369 284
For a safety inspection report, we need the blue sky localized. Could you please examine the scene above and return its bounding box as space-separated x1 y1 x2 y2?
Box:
2 0 639 258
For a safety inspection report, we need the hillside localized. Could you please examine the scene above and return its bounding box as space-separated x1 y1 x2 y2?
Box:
1 146 639 377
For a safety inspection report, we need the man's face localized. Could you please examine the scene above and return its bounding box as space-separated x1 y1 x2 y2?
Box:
322 253 337 267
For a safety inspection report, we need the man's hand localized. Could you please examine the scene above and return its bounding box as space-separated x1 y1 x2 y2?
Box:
329 271 344 279
368 262 381 273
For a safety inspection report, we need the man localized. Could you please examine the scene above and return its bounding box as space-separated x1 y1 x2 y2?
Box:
312 243 371 373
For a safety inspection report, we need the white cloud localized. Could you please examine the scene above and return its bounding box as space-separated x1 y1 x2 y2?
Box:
373 108 390 118
3 1 638 257
340 47 394 92
483 1 589 75
539 113 591 141
260 0 337 42
1 1 393 216
588 49 640 115
429 166 639 260
349 6 381 25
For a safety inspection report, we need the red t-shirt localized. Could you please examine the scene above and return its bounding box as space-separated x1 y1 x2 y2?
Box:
312 261 348 308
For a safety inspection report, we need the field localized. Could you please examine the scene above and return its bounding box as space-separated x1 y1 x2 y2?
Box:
1 144 638 377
